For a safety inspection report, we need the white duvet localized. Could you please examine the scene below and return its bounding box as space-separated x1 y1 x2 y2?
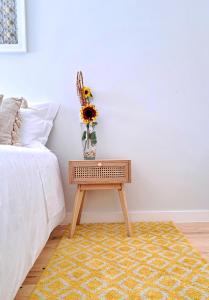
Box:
0 145 65 300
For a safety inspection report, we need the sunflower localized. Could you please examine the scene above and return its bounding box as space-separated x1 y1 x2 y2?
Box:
82 86 93 99
80 104 98 124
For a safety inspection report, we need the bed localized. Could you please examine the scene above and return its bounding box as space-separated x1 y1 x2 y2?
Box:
0 145 65 300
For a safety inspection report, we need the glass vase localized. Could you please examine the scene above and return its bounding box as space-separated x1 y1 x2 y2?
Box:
81 123 97 160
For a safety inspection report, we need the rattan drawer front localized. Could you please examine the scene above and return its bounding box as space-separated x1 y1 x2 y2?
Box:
69 160 131 184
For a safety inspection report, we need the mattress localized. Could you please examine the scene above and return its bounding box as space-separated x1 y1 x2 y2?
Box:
0 145 65 300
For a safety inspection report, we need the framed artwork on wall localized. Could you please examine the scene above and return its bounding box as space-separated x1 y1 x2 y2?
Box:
0 0 26 52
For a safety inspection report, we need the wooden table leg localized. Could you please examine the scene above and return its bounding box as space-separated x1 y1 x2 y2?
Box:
118 184 132 237
77 191 86 225
69 185 84 238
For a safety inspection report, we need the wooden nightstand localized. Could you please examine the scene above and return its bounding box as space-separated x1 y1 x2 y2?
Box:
68 160 132 238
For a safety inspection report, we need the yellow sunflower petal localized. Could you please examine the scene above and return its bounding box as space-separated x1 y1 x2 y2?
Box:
80 104 98 124
82 86 93 99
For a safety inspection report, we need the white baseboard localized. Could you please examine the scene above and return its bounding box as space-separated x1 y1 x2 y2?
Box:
62 210 209 225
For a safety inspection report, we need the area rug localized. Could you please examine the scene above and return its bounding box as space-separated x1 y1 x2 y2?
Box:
30 222 209 300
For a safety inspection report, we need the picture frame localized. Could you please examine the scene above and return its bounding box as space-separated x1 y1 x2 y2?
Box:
0 0 27 53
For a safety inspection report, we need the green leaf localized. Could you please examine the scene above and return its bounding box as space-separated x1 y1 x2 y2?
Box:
90 131 97 146
82 131 87 140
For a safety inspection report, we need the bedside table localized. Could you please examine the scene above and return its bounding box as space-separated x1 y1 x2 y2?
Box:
68 160 132 238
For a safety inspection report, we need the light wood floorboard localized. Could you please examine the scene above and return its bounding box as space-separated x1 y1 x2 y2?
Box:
15 222 209 299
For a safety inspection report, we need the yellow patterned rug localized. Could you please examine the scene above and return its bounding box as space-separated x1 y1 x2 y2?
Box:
30 222 209 300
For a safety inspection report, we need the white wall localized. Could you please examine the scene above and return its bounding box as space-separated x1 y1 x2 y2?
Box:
0 0 209 217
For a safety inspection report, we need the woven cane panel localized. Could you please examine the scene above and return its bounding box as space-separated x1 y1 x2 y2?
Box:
74 166 125 180
69 160 131 184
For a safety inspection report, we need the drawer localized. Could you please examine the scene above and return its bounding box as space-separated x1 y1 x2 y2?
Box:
69 160 131 184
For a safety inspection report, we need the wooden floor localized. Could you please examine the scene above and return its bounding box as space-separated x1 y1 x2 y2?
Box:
15 222 209 300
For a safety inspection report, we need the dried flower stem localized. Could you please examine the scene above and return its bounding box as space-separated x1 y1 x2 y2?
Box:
76 71 85 105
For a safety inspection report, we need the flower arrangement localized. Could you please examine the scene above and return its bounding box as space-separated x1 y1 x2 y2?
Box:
77 71 98 160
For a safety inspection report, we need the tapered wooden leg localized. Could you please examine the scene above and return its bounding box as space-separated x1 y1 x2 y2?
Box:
69 185 84 238
118 184 132 237
77 191 86 225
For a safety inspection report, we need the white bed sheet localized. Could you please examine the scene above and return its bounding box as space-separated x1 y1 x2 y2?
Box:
0 145 65 300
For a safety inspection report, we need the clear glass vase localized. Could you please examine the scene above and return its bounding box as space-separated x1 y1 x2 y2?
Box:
81 123 97 160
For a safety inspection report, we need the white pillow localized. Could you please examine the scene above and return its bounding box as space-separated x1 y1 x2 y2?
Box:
20 102 59 146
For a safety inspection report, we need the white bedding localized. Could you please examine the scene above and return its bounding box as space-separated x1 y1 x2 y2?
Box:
0 145 65 300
